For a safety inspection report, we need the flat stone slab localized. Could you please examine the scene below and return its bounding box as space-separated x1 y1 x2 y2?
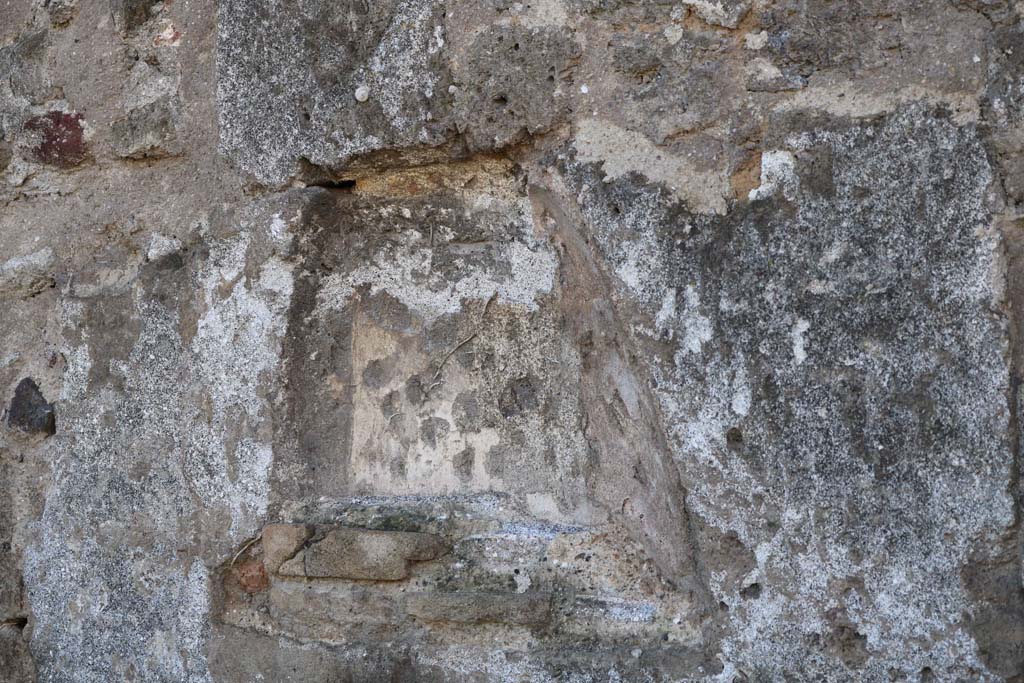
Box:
278 527 450 581
261 524 312 574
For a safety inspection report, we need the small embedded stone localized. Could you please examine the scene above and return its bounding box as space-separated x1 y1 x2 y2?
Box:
111 97 179 159
110 0 160 34
406 591 552 625
24 111 88 168
2 30 53 103
7 378 56 437
42 0 78 27
0 140 10 174
0 248 55 300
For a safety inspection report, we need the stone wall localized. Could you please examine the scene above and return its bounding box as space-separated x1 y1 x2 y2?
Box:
1 1 1023 681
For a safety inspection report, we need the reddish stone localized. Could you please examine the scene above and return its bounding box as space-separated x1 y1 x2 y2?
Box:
233 558 269 593
24 111 88 168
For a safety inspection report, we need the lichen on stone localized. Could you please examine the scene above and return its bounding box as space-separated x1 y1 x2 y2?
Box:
3 0 1024 681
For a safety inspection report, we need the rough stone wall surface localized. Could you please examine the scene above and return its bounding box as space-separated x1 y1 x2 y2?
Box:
1 0 1023 681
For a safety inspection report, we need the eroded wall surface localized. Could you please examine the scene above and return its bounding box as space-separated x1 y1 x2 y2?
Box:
2 1 1024 681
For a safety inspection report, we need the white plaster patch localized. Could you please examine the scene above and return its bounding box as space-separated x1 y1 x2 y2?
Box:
430 24 445 54
731 367 752 417
146 234 182 262
258 258 294 297
655 288 677 337
681 286 713 354
791 318 810 365
190 232 294 535
514 570 532 594
587 597 657 623
749 150 797 202
613 228 663 297
269 213 289 242
59 300 90 402
744 31 768 50
317 202 556 321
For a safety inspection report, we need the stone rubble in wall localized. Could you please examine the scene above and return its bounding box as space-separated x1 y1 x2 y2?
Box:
0 0 1023 682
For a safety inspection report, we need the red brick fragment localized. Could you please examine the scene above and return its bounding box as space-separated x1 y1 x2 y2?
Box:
233 558 270 593
24 111 88 167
